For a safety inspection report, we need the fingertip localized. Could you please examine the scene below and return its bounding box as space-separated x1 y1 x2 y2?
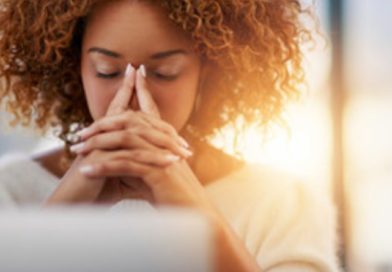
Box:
125 63 136 83
76 127 91 139
139 64 147 78
135 66 161 118
70 142 85 154
165 154 181 163
125 63 133 76
182 148 193 158
79 165 95 175
178 136 190 149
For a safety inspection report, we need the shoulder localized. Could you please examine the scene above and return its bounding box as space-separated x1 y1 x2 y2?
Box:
0 147 62 178
0 152 35 178
206 163 340 271
0 150 59 207
207 162 337 234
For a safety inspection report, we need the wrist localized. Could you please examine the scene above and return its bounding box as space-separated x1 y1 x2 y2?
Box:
45 170 105 206
207 210 260 272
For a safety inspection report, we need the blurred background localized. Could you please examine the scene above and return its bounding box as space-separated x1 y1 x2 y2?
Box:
1 0 391 271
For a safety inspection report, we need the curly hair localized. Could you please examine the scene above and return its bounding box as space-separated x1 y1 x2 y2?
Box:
0 0 316 165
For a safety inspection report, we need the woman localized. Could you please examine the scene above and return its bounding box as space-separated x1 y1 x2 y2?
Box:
0 0 340 271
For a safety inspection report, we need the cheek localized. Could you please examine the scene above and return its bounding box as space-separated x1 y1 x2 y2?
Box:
82 73 120 120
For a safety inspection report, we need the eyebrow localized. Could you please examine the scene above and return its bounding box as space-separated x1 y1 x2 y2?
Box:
88 47 121 58
88 47 187 60
150 49 187 59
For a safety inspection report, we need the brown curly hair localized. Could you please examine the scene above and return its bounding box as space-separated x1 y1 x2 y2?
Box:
0 0 316 165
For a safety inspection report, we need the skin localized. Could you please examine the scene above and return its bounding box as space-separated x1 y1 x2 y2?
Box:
81 0 202 131
40 1 258 271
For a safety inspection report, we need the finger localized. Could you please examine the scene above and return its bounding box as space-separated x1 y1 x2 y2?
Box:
79 150 180 177
136 65 161 119
75 111 150 141
139 112 190 149
71 129 160 154
106 63 136 116
133 127 192 158
114 149 180 166
80 159 150 178
72 128 192 158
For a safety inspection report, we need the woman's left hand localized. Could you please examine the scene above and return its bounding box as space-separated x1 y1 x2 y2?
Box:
73 65 217 214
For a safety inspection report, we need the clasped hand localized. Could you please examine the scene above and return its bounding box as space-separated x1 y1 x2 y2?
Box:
69 64 214 212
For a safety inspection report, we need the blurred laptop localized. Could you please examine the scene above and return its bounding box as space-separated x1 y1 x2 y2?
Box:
0 205 212 272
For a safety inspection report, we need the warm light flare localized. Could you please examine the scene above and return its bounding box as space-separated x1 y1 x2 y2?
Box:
212 98 332 187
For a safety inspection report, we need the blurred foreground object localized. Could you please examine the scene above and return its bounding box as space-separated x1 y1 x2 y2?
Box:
0 206 212 272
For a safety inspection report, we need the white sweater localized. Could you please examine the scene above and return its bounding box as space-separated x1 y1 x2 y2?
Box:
0 152 340 271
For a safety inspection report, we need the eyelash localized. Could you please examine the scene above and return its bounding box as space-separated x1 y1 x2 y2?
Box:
96 71 178 81
96 72 120 79
154 73 178 81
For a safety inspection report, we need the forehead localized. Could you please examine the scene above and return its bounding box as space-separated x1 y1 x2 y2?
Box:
82 0 194 61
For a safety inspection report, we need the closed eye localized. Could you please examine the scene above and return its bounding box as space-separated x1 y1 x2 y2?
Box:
153 72 178 81
96 71 121 79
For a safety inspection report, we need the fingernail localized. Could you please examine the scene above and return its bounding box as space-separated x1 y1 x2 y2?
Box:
70 142 85 153
76 127 90 138
125 63 134 76
178 136 189 149
181 148 193 158
165 154 181 162
139 64 146 78
70 134 82 144
79 165 94 174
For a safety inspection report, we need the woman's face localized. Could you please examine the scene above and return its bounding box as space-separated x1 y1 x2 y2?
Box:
81 0 202 131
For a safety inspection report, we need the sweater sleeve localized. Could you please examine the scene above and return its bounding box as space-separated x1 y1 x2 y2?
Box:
0 152 58 207
249 181 340 271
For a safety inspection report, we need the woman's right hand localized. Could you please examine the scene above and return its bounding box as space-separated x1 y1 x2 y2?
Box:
44 152 106 205
44 64 140 206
